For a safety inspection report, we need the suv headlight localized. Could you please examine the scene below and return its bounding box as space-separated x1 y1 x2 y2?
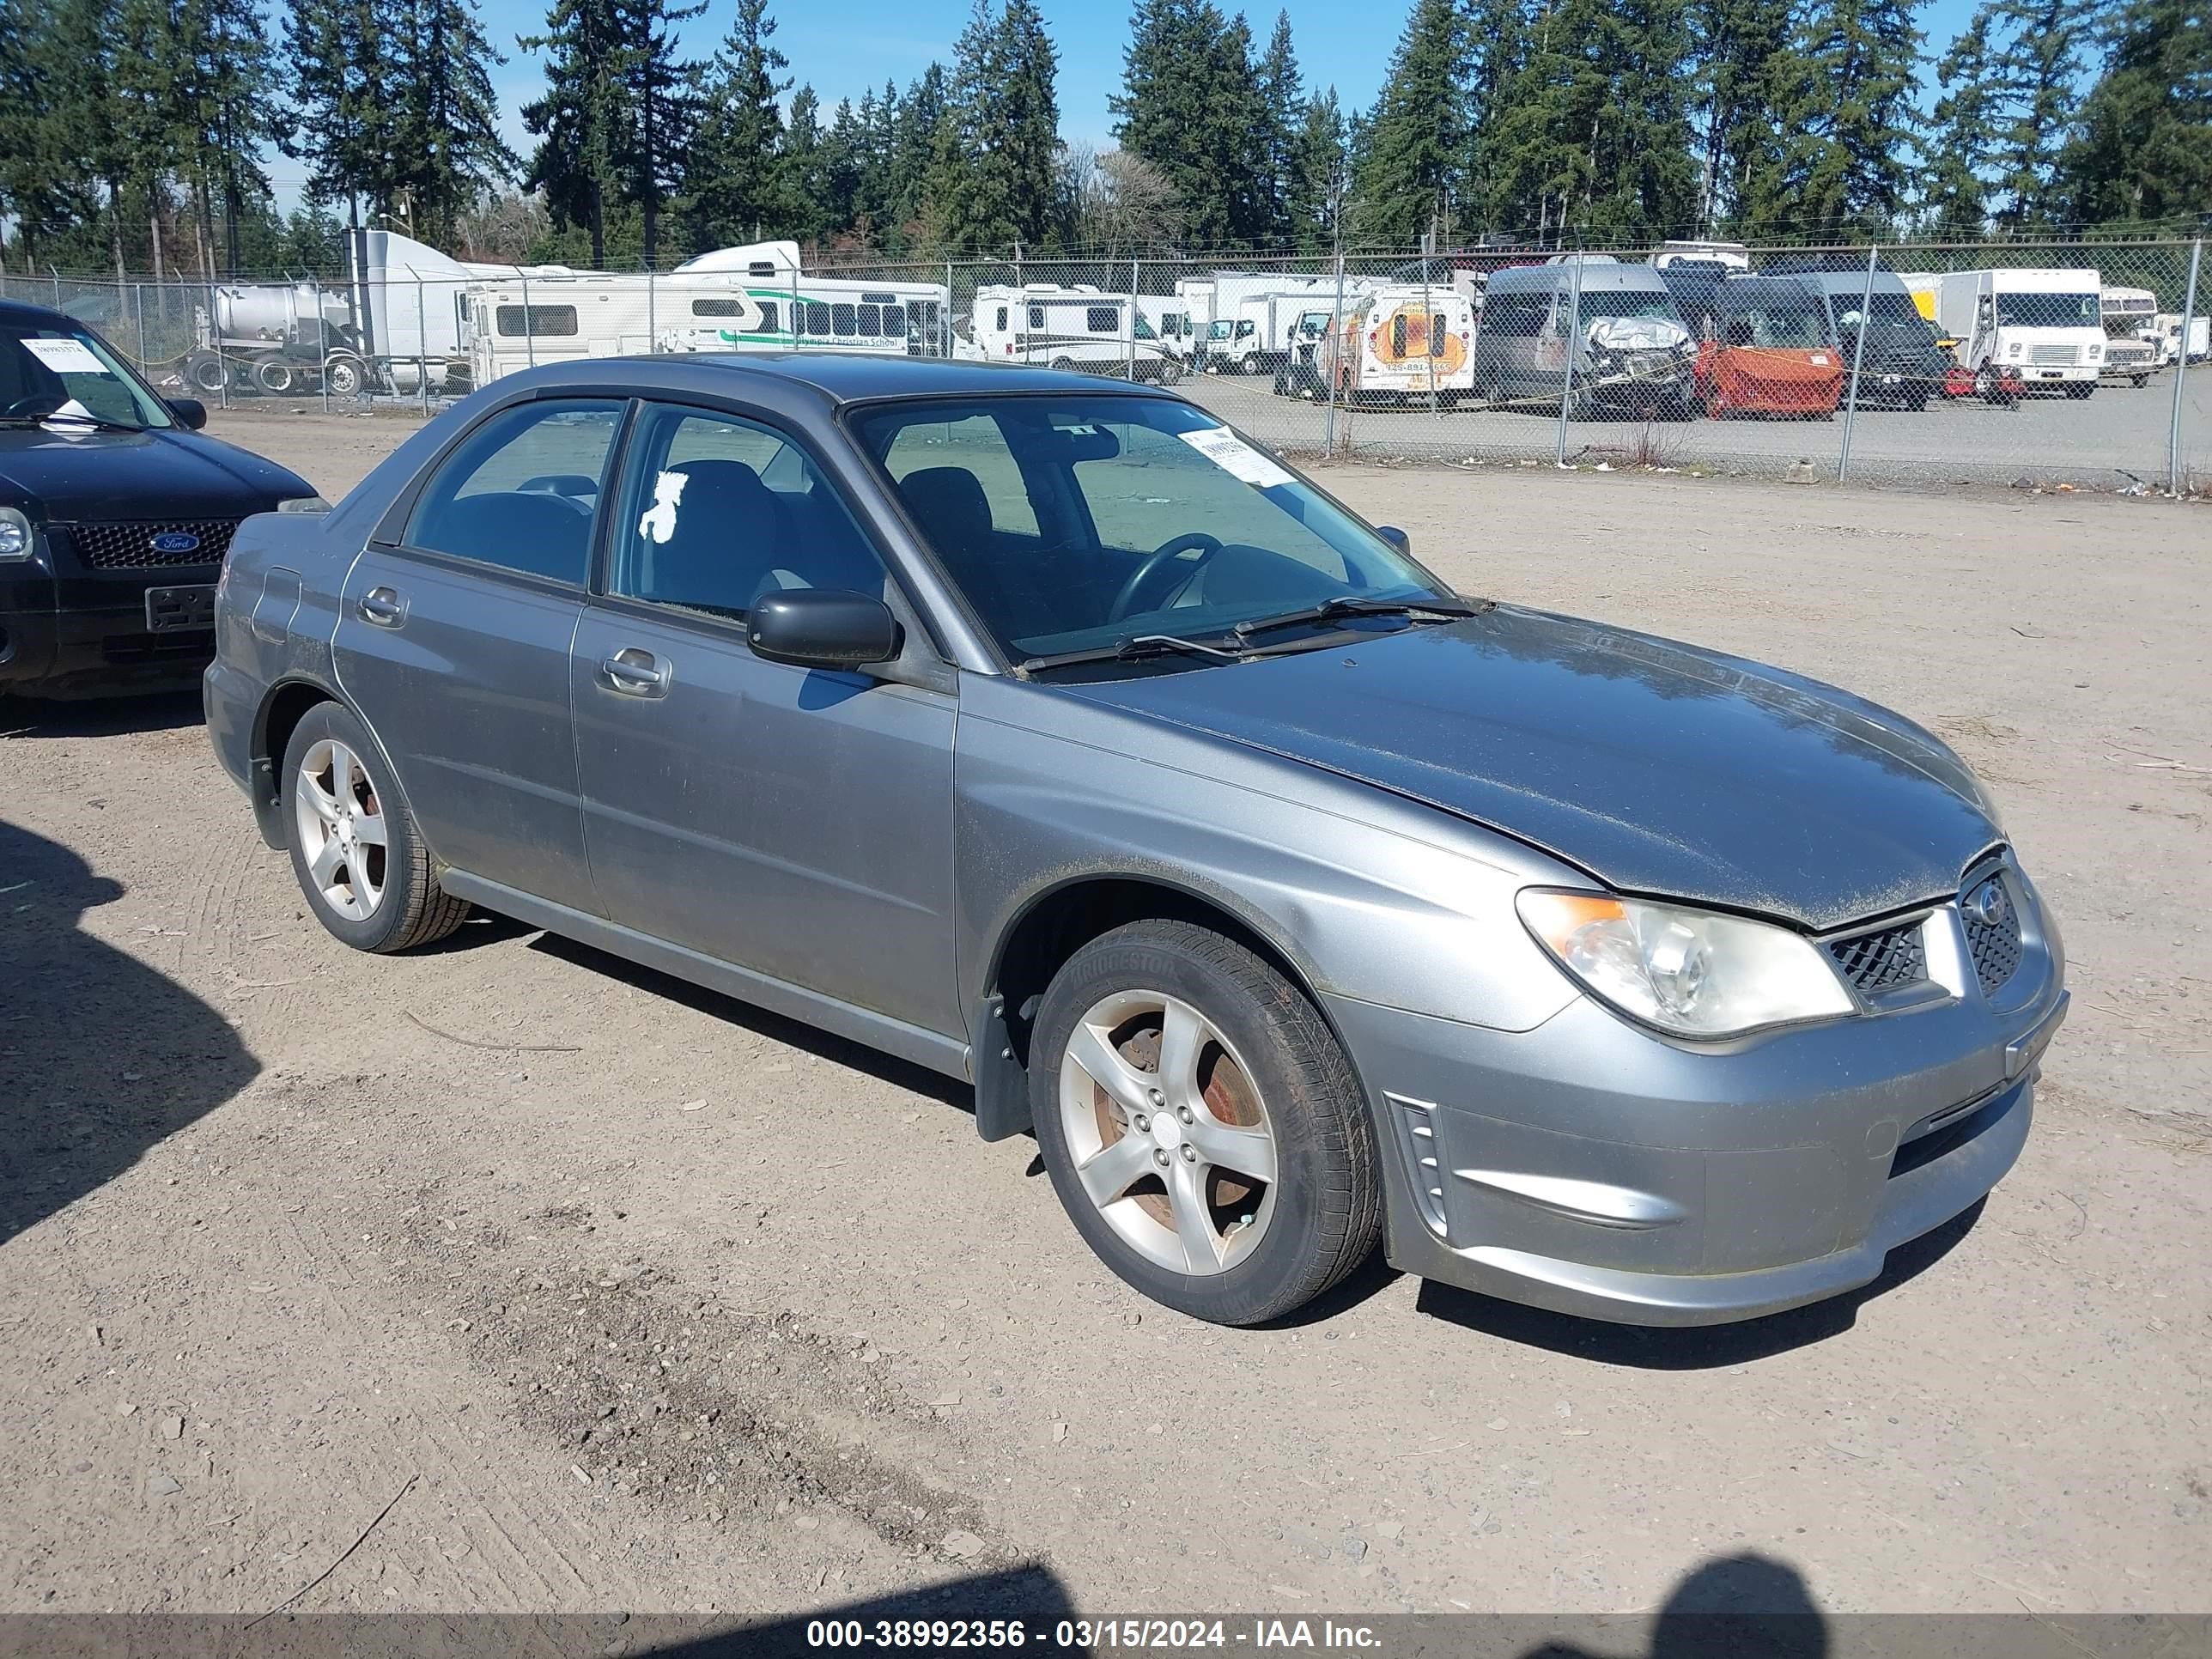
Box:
1518 890 1853 1038
0 507 33 561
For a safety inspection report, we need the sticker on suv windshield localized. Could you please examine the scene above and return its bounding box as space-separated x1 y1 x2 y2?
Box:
22 337 112 375
1176 427 1293 489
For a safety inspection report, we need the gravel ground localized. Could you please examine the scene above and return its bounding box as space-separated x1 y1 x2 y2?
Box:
2 408 2207 1624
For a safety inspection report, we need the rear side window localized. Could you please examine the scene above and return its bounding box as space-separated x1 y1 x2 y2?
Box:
404 399 625 584
495 305 578 337
1087 307 1119 333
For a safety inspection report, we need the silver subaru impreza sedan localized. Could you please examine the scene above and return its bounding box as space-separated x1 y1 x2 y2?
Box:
204 356 2067 1328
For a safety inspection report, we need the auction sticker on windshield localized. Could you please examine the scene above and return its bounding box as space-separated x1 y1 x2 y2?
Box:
21 338 112 375
1177 426 1294 489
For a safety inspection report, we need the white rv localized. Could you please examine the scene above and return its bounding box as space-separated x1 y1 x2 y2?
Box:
2100 287 2160 385
2154 313 2209 365
1933 268 2105 396
653 241 949 359
1318 283 1478 406
962 285 1178 380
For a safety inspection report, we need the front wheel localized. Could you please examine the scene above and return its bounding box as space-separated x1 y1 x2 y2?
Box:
1030 920 1382 1326
282 701 469 953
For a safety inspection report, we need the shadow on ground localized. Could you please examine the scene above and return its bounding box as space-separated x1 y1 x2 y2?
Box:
0 817 259 1242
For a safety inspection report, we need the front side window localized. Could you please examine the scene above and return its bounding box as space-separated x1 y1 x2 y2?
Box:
854 397 1439 665
610 404 884 619
0 321 172 428
404 399 624 583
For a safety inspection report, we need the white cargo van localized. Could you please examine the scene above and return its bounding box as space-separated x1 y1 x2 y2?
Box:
1934 269 2105 396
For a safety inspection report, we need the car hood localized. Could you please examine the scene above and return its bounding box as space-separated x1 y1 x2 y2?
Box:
0 426 310 519
1054 607 2001 932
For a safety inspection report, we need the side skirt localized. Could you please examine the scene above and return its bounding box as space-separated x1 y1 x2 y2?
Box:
438 870 975 1085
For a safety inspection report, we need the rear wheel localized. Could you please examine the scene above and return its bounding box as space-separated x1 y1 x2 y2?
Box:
252 356 298 394
185 352 232 395
1030 920 1382 1326
281 701 468 954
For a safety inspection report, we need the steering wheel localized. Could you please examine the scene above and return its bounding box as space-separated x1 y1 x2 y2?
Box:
1108 532 1224 622
518 473 598 514
1 395 59 420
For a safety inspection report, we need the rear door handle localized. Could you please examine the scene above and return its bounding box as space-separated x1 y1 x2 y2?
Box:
357 586 407 627
600 647 672 697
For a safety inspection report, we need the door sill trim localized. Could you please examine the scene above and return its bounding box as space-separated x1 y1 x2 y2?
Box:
437 870 973 1083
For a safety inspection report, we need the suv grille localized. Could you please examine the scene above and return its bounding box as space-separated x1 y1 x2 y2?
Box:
68 519 238 569
1826 921 1929 996
1963 877 2024 997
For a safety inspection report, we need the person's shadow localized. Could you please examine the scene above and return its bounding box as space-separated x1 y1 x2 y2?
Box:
0 818 259 1242
1524 1553 1827 1659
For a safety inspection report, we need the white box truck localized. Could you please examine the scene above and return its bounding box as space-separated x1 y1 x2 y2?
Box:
1934 268 2106 397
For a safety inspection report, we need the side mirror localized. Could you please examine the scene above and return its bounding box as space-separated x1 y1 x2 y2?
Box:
166 397 208 430
746 588 900 671
1375 525 1412 556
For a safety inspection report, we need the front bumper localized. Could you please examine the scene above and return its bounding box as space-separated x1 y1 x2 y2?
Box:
1 580 219 696
1329 933 2066 1327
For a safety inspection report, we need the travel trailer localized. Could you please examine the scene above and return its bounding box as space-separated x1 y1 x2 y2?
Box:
2100 287 2160 385
1931 268 2105 396
962 285 1179 380
1319 283 1478 406
1474 261 1696 416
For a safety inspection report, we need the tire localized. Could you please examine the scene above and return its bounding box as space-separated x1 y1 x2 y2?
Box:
252 356 297 395
2131 374 2148 388
185 352 232 395
281 701 469 954
324 356 364 397
1030 920 1382 1326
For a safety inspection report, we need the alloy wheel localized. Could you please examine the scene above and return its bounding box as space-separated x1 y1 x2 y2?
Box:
294 738 388 921
1057 988 1279 1276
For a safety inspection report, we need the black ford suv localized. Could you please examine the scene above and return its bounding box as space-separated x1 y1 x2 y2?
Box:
2 298 318 696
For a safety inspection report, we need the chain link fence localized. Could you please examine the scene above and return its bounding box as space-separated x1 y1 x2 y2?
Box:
10 238 2204 494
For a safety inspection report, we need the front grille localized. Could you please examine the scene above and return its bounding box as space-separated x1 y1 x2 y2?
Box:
1826 920 1929 997
67 519 238 570
1964 881 2024 998
2030 344 2077 366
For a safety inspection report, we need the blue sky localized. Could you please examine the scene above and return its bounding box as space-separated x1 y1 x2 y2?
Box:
263 0 1983 202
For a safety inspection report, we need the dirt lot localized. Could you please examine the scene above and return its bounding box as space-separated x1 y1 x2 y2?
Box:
3 408 2208 1624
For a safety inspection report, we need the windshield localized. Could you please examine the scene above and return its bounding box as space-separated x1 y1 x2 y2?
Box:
1206 319 1232 340
0 322 171 428
1577 293 1684 324
1718 305 1827 349
1297 312 1331 336
1996 292 2100 329
853 396 1442 665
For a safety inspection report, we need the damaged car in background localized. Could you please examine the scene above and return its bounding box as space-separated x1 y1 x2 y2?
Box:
204 353 2067 1329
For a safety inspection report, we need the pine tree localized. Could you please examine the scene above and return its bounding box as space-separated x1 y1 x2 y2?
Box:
2059 0 2212 226
171 0 281 271
1747 0 1924 237
1684 0 1796 232
619 0 704 264
388 0 515 246
989 0 1061 248
1253 12 1304 242
0 0 104 268
782 84 830 245
886 64 949 240
1984 0 2102 226
1354 0 1470 243
1289 87 1348 247
277 0 398 227
1112 0 1267 246
520 0 628 264
688 0 788 250
1923 3 2002 232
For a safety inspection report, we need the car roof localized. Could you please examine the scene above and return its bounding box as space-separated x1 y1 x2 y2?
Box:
1486 264 1670 294
503 351 1183 406
0 297 79 330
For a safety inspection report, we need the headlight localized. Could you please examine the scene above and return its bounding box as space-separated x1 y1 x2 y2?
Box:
0 507 33 561
1517 890 1854 1039
276 494 332 514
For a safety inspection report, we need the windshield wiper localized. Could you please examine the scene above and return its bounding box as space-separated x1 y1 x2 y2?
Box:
1231 593 1492 641
1016 632 1249 675
7 412 148 434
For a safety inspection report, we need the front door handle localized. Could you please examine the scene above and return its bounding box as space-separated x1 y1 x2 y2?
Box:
600 647 672 697
357 586 407 627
